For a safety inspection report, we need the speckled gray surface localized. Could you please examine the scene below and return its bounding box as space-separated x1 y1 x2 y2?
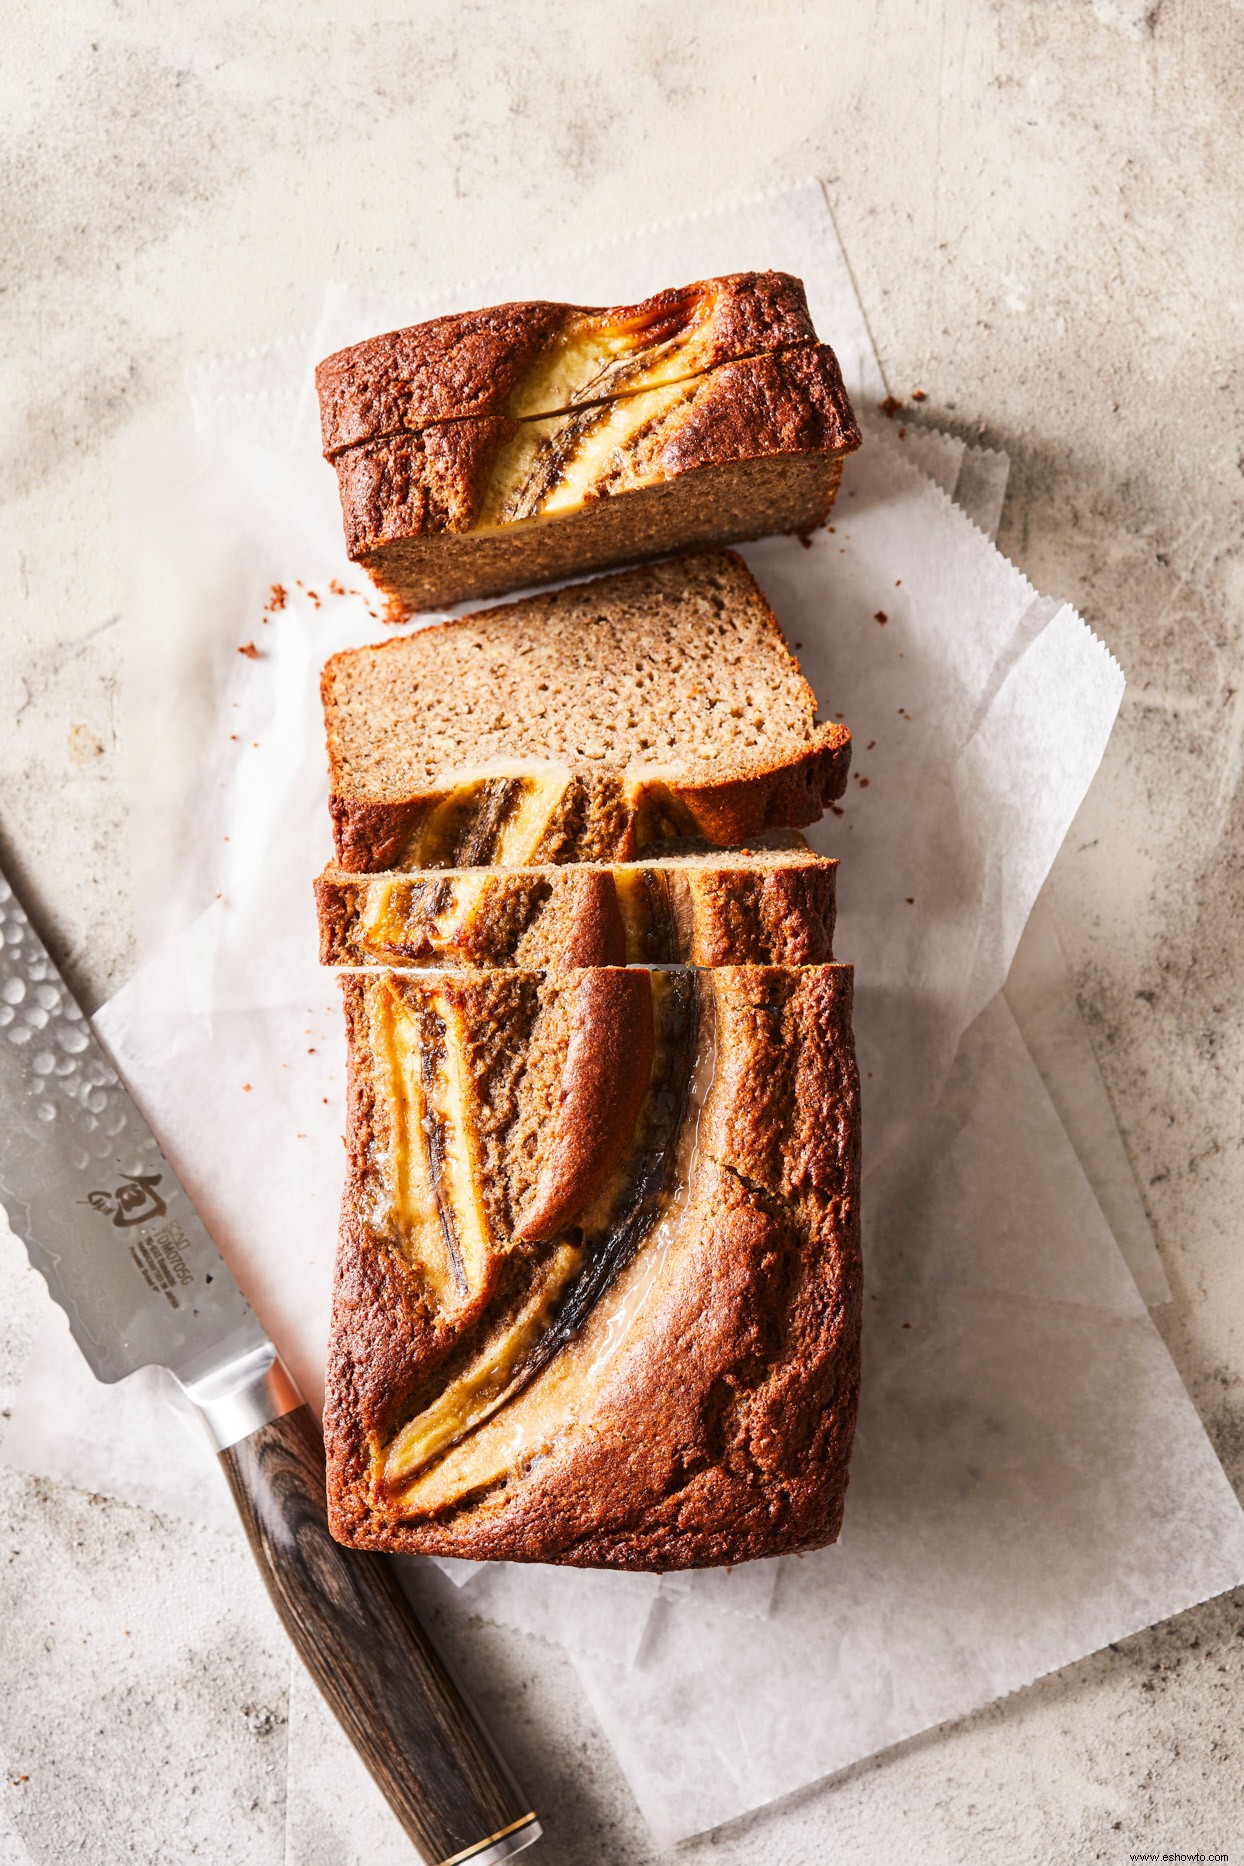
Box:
3 3 1243 1861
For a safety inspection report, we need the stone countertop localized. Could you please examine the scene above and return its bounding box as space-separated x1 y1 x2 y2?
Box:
2 4 1242 1861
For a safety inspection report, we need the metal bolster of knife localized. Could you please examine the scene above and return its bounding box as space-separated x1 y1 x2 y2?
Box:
180 1339 302 1451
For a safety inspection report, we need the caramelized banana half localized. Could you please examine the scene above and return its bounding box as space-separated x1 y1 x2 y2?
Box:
362 968 699 1501
503 280 725 420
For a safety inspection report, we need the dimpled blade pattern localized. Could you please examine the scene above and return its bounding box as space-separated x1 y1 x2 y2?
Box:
0 869 262 1383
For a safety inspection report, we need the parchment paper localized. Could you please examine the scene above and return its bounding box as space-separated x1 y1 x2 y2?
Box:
1004 890 1169 1308
1 182 1235 1852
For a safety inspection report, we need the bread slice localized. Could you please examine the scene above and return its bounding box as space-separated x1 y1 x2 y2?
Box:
322 551 851 874
324 962 861 1568
316 271 820 455
315 843 837 969
330 346 859 616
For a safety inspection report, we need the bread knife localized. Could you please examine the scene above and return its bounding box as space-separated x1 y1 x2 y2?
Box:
0 865 541 1866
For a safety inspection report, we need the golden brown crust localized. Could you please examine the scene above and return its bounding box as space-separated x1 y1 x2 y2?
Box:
676 856 838 968
331 418 509 555
649 728 852 848
316 271 819 457
314 850 837 969
331 345 859 559
659 344 860 474
553 867 628 968
323 964 861 1569
326 735 850 874
328 749 852 877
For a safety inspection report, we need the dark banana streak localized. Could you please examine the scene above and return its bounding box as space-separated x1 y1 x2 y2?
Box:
510 974 699 1374
499 406 605 523
383 972 700 1491
551 315 710 413
418 1007 468 1297
452 779 521 867
637 868 679 962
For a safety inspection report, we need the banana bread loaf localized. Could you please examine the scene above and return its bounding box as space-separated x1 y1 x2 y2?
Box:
322 551 851 873
323 962 861 1568
315 273 859 615
316 842 837 969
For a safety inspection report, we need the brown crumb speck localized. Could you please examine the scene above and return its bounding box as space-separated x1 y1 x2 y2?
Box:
238 642 259 658
911 389 927 402
265 583 287 612
828 803 845 818
67 725 105 768
857 776 870 788
906 897 915 905
878 395 903 419
874 611 888 625
867 740 876 750
242 1083 252 1093
797 531 814 550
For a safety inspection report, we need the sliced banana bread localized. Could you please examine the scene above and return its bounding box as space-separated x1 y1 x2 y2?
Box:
323 962 861 1569
316 842 837 969
322 551 851 873
333 348 859 615
315 273 859 615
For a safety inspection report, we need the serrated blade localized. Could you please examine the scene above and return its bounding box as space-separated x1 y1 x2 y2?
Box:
0 867 266 1386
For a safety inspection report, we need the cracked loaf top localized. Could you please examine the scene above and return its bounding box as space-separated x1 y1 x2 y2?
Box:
324 962 862 1569
315 270 823 456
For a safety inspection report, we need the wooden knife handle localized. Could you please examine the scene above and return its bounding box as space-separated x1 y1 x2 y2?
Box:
219 1404 539 1865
